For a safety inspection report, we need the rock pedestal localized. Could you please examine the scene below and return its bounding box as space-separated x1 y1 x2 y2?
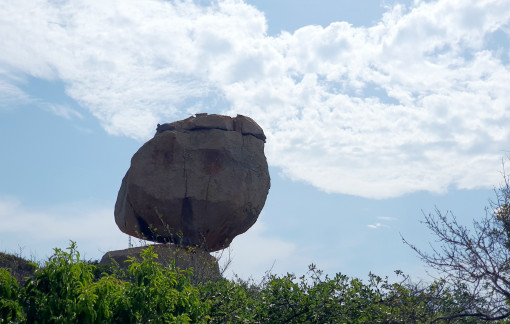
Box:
114 113 270 252
99 244 220 283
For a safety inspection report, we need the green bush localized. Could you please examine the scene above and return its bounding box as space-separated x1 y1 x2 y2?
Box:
200 265 480 324
112 247 208 323
21 241 102 323
18 242 208 324
0 268 23 323
0 242 493 323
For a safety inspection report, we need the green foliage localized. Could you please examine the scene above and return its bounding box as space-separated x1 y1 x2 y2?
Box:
0 268 23 323
113 247 208 323
15 242 208 323
201 265 477 323
0 242 496 323
21 241 104 323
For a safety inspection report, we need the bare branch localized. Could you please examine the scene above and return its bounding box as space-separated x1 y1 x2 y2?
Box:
404 159 510 321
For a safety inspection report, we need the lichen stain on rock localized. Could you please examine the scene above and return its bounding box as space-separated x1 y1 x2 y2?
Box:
201 150 225 175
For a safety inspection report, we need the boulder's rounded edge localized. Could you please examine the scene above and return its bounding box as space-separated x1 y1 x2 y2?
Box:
234 114 266 141
115 114 270 252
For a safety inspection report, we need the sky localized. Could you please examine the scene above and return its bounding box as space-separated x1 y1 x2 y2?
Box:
1 0 509 282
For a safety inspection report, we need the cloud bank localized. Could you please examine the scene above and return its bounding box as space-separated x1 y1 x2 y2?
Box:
0 197 128 260
0 196 303 279
1 0 510 198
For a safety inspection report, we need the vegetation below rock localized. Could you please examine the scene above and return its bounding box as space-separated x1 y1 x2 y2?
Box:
6 164 510 322
0 241 492 323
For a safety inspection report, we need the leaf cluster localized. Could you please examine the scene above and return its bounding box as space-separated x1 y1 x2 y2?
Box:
0 242 494 323
200 265 476 323
2 241 207 323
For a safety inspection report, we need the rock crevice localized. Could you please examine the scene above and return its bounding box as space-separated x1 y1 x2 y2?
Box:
156 113 266 142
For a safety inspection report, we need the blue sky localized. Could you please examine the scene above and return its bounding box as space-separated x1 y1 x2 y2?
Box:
1 0 509 281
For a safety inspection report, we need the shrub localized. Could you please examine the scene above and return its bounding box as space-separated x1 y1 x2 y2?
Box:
0 242 486 323
18 242 209 323
112 246 209 323
21 241 99 323
0 268 23 323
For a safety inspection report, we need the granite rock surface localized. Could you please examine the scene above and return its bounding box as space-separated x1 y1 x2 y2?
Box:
115 114 270 252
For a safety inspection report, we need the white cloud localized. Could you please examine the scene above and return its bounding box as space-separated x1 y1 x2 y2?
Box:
215 220 314 281
367 222 389 229
46 104 83 120
0 196 128 260
0 196 313 279
377 216 397 221
368 216 397 229
0 78 31 109
1 0 510 198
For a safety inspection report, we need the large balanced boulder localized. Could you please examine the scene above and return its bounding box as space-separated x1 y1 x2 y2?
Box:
115 113 270 252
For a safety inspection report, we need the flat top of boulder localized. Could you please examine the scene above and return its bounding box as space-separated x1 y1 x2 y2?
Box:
156 113 266 142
